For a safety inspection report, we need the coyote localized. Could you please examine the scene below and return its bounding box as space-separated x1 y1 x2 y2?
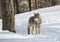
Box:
27 13 42 35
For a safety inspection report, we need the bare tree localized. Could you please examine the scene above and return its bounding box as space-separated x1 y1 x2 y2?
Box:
14 0 19 13
0 0 2 18
35 0 38 9
51 0 57 6
1 0 15 32
28 0 31 11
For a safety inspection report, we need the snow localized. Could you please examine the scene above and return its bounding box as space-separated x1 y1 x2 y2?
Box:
0 5 60 42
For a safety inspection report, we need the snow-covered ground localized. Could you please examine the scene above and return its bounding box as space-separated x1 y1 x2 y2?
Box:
0 5 60 42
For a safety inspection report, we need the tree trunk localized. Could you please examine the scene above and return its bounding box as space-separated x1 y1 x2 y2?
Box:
14 0 19 14
28 0 31 11
1 0 15 32
51 0 57 6
0 1 2 18
35 0 38 9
